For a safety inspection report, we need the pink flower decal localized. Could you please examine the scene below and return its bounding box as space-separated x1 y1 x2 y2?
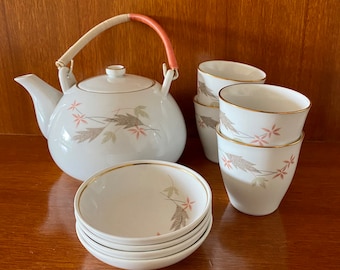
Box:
182 197 195 210
220 113 283 145
222 152 297 188
273 155 296 179
273 168 288 179
284 155 295 168
222 155 232 169
161 176 195 231
262 124 281 138
68 100 81 111
72 114 87 127
251 135 269 146
68 102 159 144
128 126 146 139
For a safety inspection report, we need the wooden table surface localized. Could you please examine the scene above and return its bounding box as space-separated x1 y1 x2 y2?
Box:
1 135 339 269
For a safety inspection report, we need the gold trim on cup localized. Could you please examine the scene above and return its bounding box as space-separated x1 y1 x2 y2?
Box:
193 95 219 108
216 124 305 149
198 60 267 83
218 83 311 115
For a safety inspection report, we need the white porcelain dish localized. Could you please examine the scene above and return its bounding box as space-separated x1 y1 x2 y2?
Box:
76 214 213 270
76 205 211 252
74 160 212 245
76 213 212 260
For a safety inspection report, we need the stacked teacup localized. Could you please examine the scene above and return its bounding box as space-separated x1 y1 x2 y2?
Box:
217 83 311 216
194 60 266 162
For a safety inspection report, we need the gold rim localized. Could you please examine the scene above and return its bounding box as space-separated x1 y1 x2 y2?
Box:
193 95 219 108
219 84 311 115
74 160 212 242
198 60 266 82
77 78 156 94
76 160 212 211
216 124 305 148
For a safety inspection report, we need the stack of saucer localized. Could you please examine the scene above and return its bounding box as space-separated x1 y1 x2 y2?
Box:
74 160 212 269
194 60 266 163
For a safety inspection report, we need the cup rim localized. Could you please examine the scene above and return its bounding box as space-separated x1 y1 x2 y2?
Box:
216 124 305 148
219 83 311 115
198 60 266 82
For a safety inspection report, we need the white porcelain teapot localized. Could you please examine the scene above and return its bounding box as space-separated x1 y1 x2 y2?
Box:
15 14 186 181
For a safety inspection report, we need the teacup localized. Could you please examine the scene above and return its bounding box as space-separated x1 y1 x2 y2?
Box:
193 95 219 163
197 60 266 106
219 83 311 146
216 124 304 216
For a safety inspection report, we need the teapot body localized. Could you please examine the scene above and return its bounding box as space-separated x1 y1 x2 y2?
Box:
14 13 187 181
48 85 186 180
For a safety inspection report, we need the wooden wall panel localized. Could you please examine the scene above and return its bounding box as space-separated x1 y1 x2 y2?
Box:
1 0 81 134
299 0 340 140
0 0 339 141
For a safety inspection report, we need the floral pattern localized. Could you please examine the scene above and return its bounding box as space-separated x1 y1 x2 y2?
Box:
220 112 281 146
160 176 195 231
67 100 158 143
221 151 296 188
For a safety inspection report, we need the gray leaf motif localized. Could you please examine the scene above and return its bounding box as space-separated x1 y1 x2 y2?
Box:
134 106 149 119
102 131 116 144
220 112 239 134
251 177 269 188
226 153 261 173
73 127 105 143
198 81 215 97
163 185 179 198
111 113 144 129
170 205 189 231
199 115 219 129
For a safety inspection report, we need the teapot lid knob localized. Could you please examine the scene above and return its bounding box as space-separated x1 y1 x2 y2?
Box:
106 65 126 78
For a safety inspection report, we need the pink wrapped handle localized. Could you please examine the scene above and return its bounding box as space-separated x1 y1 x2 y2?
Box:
129 14 178 69
56 13 178 71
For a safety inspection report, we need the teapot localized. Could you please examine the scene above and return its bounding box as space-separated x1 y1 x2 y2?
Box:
15 14 186 181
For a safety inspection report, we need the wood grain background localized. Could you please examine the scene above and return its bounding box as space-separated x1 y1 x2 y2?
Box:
1 0 339 141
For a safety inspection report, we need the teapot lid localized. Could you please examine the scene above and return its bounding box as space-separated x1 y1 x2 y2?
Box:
77 65 155 93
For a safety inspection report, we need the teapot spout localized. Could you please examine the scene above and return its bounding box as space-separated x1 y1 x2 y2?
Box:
14 74 62 138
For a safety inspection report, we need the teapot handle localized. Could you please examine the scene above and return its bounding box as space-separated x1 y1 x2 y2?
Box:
56 13 179 94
